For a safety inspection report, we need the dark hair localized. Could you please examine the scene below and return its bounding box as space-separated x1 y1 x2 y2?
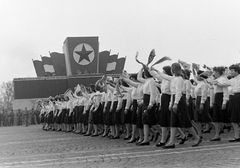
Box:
213 66 225 76
197 70 208 79
190 79 195 85
163 66 172 76
171 63 183 77
143 68 153 78
89 84 96 92
184 69 191 80
95 84 102 92
197 70 204 75
129 74 137 81
229 64 240 74
120 79 129 87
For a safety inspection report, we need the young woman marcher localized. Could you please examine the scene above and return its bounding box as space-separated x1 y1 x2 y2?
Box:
150 66 172 147
122 72 144 144
137 67 160 146
150 63 202 148
227 64 240 142
210 66 229 141
193 70 215 139
121 74 141 143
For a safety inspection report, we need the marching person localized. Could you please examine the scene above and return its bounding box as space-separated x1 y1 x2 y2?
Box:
210 66 229 141
150 66 172 147
137 67 160 146
150 63 202 148
226 64 240 142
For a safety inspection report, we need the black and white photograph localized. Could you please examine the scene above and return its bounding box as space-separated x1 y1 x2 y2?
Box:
0 0 240 167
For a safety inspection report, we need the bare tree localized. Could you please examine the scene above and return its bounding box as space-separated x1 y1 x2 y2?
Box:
0 81 14 109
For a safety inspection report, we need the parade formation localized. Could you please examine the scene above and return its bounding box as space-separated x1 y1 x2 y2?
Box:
37 51 240 149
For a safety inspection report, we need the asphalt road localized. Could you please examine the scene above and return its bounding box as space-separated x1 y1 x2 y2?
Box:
0 125 239 168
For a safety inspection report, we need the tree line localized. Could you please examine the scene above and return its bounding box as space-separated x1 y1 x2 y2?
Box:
0 81 14 110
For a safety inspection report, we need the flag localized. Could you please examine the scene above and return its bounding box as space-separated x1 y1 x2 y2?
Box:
135 52 144 65
106 54 118 74
49 52 67 76
98 50 110 74
63 36 99 75
114 56 126 74
151 56 171 67
75 84 81 93
192 63 200 72
178 60 191 70
32 59 45 77
41 56 55 74
147 49 156 65
64 88 73 99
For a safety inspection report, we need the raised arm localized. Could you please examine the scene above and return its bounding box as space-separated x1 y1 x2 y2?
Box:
122 77 139 88
184 80 191 101
149 79 158 106
150 66 174 81
137 68 147 84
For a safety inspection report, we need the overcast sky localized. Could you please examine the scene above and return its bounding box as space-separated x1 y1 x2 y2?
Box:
0 0 240 84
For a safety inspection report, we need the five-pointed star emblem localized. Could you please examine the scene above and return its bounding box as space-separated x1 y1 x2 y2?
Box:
74 44 93 63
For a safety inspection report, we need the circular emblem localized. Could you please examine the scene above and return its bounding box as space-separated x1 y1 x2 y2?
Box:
73 43 95 65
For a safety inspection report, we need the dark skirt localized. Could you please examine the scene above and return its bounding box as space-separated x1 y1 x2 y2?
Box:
111 101 118 125
102 102 106 125
121 99 127 124
160 94 171 127
194 96 213 123
54 110 59 123
227 95 234 122
47 111 53 124
231 93 240 123
208 97 213 118
72 107 77 124
156 103 161 121
84 109 90 125
142 94 158 126
213 93 229 123
136 103 143 129
187 96 195 120
68 111 73 124
56 110 63 124
170 95 192 128
40 113 45 123
131 100 138 125
61 109 67 124
105 101 112 125
92 104 103 125
78 106 84 123
124 108 132 124
64 109 69 124
115 103 122 125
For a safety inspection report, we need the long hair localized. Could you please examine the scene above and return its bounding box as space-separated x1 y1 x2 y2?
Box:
143 68 153 79
213 66 225 76
163 66 172 76
171 63 183 77
184 69 191 80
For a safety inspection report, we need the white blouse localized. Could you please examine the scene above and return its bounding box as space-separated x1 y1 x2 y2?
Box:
213 76 229 104
143 78 158 106
169 76 184 105
194 81 208 104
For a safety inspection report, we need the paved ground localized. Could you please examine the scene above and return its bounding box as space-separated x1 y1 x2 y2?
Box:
0 125 240 168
